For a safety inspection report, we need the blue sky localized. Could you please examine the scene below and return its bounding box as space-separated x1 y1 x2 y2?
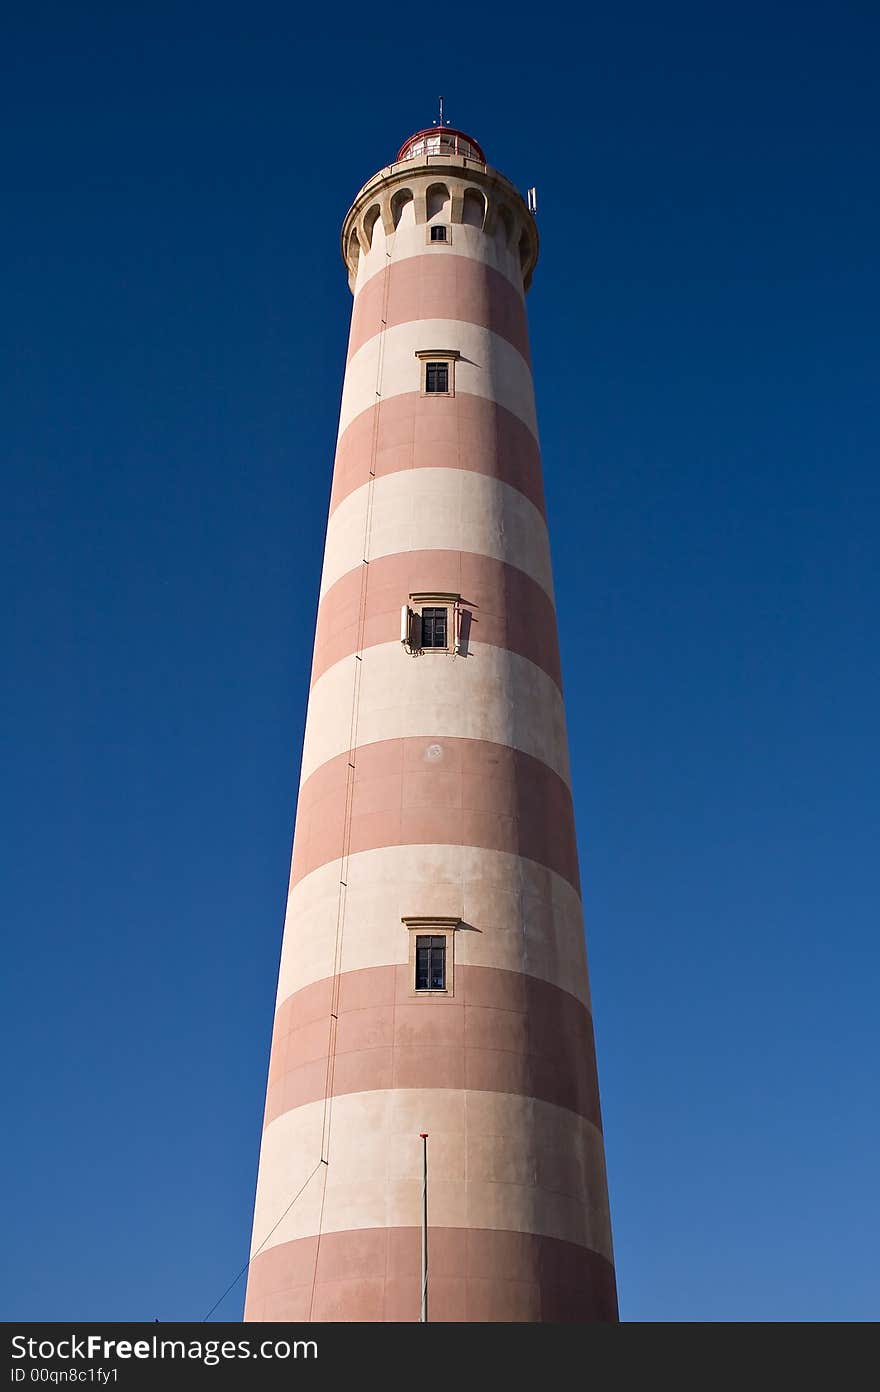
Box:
2 5 878 1321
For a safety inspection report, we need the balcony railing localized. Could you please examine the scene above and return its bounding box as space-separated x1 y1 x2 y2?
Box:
397 132 486 164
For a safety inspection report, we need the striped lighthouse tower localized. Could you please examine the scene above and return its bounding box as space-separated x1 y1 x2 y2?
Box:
244 121 617 1323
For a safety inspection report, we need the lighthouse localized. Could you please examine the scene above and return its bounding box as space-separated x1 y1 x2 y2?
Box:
244 120 617 1322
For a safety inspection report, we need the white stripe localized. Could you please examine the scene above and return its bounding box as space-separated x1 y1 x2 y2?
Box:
300 641 570 787
250 1089 612 1261
319 467 554 602
275 844 591 1011
338 319 538 442
354 224 527 298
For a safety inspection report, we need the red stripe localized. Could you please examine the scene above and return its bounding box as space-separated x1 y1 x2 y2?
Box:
311 549 561 689
244 1227 618 1322
264 964 601 1129
347 254 530 364
330 392 546 517
290 735 580 892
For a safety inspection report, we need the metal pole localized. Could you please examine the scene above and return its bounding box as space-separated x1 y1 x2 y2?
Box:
419 1132 428 1322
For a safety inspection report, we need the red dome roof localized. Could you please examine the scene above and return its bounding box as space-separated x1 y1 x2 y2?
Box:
396 127 486 164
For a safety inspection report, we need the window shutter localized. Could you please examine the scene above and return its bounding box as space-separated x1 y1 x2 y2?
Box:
401 605 421 648
453 602 462 653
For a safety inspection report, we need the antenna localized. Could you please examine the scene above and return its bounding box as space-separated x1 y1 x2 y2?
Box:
434 95 451 128
527 186 538 216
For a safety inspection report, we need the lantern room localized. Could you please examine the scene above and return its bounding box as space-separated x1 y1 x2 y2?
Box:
396 127 486 164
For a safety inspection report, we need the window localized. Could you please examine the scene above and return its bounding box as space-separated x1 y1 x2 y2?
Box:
401 593 462 653
424 361 449 394
430 224 448 242
415 936 446 991
403 916 459 994
415 348 459 396
420 606 447 649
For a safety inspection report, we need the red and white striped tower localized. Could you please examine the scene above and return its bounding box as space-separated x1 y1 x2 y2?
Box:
244 124 617 1322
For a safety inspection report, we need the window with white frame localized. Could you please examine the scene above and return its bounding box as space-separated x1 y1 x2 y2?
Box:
415 348 458 397
420 606 447 648
425 361 449 393
403 917 459 995
401 593 462 653
415 936 446 990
